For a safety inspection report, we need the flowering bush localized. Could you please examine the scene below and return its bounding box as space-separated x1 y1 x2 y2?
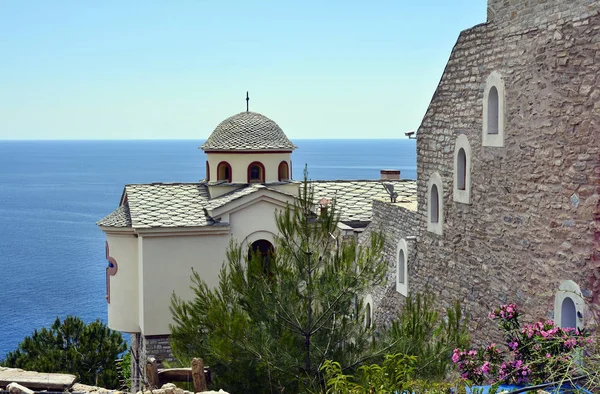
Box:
453 303 592 386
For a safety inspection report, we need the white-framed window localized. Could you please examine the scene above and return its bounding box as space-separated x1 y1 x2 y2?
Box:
482 71 506 147
453 134 472 204
427 172 444 235
553 280 584 330
364 294 373 329
396 239 408 296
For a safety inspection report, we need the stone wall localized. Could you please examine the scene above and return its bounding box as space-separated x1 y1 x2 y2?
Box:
130 333 176 392
487 0 597 32
414 3 600 339
360 199 419 328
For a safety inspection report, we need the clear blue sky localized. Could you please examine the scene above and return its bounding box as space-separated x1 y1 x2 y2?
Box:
0 1 487 140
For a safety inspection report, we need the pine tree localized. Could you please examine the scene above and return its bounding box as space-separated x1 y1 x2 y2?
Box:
1 316 127 389
170 172 387 393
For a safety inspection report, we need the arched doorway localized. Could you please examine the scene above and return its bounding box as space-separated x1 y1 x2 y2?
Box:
248 239 274 275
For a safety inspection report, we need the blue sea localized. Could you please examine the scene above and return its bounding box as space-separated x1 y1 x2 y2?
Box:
0 139 416 357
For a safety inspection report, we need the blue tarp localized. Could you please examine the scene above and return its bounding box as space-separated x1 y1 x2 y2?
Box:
466 384 592 393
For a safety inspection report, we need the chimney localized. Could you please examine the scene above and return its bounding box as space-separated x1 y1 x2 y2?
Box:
380 169 400 180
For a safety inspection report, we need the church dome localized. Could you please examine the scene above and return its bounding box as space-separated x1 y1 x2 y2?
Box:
201 111 297 152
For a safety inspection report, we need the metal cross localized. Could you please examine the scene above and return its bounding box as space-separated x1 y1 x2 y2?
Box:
246 91 249 112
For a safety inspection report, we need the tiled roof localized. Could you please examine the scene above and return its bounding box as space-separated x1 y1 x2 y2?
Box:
97 202 132 227
311 180 417 223
124 183 211 228
97 180 417 229
200 112 297 151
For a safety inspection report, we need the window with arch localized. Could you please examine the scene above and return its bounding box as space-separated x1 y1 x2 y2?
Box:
396 239 408 296
278 161 289 181
247 161 265 183
453 134 472 204
248 239 275 276
364 294 373 329
427 172 444 235
482 71 506 147
217 161 232 182
205 161 210 181
553 280 584 330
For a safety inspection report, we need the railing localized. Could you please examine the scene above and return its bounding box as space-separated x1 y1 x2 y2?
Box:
145 357 210 393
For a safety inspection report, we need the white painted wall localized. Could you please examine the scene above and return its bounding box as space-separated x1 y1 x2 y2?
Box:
105 234 140 333
229 199 290 244
207 152 292 183
139 233 231 335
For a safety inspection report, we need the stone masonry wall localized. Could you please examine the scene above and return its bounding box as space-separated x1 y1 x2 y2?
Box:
360 199 419 328
415 4 600 341
487 0 597 32
130 333 176 392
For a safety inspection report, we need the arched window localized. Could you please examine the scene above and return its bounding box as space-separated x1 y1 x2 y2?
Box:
247 161 265 183
364 294 373 329
248 239 275 276
278 161 289 181
453 134 472 204
553 280 584 330
483 71 505 147
430 186 439 223
427 172 443 235
217 161 232 182
487 87 499 135
396 239 408 296
457 150 466 190
206 161 210 181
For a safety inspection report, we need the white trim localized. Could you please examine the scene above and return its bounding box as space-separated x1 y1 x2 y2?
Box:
553 280 584 330
482 71 506 147
209 188 294 217
241 230 277 250
427 172 444 235
364 294 373 329
396 239 408 296
453 134 472 204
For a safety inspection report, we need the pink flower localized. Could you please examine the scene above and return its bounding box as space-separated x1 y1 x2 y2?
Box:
481 361 491 374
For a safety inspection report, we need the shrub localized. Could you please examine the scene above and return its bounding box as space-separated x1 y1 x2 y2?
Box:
453 303 594 386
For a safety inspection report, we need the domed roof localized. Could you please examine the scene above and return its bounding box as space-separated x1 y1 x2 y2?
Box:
201 111 297 152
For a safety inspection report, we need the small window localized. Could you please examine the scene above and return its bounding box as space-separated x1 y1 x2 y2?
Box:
217 161 232 182
427 172 443 235
487 87 499 135
453 134 472 204
396 239 408 296
482 71 505 147
247 161 265 183
278 161 289 181
457 150 466 190
430 186 439 223
364 294 373 329
206 161 210 181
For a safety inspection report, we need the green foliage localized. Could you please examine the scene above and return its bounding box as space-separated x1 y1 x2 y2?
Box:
321 354 459 394
116 351 132 391
1 316 127 389
170 171 387 393
385 293 470 380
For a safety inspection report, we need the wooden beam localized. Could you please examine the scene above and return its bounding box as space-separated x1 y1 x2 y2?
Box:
145 357 160 389
157 368 191 382
192 358 207 393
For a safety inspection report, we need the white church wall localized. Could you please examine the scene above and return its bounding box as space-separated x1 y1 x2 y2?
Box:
229 200 288 245
207 152 291 183
139 233 231 335
105 233 140 333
